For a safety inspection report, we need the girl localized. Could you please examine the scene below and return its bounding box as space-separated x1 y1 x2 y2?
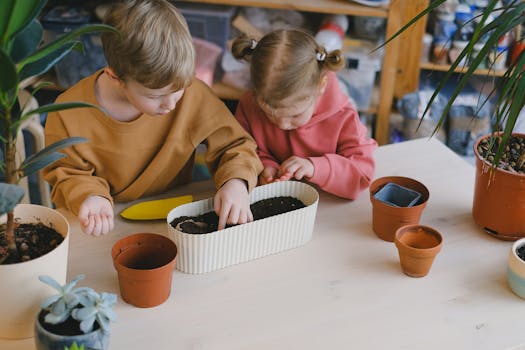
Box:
232 29 377 200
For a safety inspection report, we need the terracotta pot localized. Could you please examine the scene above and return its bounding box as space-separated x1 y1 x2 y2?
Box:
0 204 69 339
369 176 429 242
394 224 442 278
508 238 525 299
472 133 525 241
112 233 177 308
34 310 109 350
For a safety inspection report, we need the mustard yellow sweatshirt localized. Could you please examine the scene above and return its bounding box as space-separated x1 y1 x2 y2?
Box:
43 72 263 215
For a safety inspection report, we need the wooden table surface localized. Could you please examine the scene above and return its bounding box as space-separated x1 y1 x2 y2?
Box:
3 138 525 350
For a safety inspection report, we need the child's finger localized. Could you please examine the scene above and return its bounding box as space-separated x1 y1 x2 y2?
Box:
84 216 95 235
217 201 231 230
92 215 102 237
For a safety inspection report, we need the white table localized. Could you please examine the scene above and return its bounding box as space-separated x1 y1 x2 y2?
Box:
3 138 524 350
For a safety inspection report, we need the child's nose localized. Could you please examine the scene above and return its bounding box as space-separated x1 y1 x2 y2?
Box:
162 96 177 110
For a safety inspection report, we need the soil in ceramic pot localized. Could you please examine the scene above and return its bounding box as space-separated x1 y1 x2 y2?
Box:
477 135 525 173
38 310 100 336
170 196 306 234
0 223 64 264
517 245 525 262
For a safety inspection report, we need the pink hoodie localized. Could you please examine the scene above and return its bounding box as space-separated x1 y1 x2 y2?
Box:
235 72 378 200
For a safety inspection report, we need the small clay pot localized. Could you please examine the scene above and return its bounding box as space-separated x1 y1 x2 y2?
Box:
369 176 429 242
112 233 177 308
507 238 525 299
394 224 442 278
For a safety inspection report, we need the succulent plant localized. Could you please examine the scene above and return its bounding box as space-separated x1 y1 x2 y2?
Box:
39 274 117 334
64 342 85 350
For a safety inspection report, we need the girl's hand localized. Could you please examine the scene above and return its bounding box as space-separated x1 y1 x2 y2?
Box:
78 195 114 236
278 156 314 180
214 178 253 230
258 167 278 185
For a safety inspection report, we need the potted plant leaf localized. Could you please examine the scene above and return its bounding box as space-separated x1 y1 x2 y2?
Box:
34 274 117 350
383 0 525 239
0 0 115 338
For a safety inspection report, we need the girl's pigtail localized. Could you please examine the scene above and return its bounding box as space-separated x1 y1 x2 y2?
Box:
232 36 257 61
322 49 345 71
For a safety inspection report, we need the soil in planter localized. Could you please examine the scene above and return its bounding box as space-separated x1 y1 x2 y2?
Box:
38 310 100 336
477 135 525 173
0 223 64 264
170 196 306 234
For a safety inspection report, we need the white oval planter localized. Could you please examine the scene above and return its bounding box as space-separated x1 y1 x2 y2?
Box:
0 204 69 339
167 181 319 274
508 238 525 299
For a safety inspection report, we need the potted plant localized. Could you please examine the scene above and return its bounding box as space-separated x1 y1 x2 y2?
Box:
384 0 525 239
0 0 115 338
34 274 117 350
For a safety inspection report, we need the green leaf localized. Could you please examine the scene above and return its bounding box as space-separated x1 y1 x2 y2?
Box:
10 19 43 62
0 183 24 215
18 24 117 68
21 137 87 177
21 152 65 178
18 41 82 82
0 48 18 92
0 0 46 49
20 102 99 120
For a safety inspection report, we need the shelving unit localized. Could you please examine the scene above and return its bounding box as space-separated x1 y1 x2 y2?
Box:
419 62 508 77
180 0 430 145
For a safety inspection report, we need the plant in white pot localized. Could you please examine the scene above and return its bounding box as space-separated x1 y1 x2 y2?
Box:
0 0 115 338
384 0 525 239
34 274 117 350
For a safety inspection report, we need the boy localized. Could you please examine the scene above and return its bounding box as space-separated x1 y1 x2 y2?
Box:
43 0 263 235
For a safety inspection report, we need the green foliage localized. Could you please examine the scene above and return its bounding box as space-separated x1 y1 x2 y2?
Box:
39 275 117 334
64 342 85 350
0 0 116 260
384 0 525 167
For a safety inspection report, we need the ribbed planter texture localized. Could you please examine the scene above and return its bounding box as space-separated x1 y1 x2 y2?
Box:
369 176 429 242
473 133 525 241
112 233 177 308
34 310 109 350
394 224 442 278
507 238 525 299
0 204 69 339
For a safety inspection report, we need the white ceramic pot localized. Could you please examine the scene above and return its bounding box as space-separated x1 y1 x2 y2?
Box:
0 204 69 339
508 238 525 299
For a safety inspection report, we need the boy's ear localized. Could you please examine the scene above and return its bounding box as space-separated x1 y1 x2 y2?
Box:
319 74 329 94
104 67 124 87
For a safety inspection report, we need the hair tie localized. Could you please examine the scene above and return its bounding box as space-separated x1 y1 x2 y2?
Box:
316 51 326 62
250 39 258 50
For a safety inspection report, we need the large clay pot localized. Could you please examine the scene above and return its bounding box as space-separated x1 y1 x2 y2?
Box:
472 133 525 241
0 204 69 339
394 224 442 278
369 176 429 242
112 233 177 308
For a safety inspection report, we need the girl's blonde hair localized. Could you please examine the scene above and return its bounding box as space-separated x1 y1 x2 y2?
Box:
232 29 344 107
101 0 195 89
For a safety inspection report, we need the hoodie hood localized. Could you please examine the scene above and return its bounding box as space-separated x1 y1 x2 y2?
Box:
306 71 352 127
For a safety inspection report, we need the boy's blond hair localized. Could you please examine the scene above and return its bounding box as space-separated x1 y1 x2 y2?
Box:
102 0 195 89
232 29 344 107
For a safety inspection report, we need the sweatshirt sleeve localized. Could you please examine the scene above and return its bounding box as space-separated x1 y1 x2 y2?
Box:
234 95 280 170
43 111 113 215
307 112 377 200
202 99 263 192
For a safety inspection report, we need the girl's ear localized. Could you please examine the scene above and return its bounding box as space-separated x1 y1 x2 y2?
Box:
104 67 124 87
319 74 329 94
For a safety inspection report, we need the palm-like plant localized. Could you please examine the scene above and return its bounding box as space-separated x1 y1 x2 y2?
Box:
0 0 116 262
384 0 525 165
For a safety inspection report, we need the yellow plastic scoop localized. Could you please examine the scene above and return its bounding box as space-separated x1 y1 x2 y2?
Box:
120 195 193 220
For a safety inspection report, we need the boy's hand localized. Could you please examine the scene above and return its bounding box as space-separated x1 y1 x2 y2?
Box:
214 178 252 230
78 195 114 236
278 156 314 180
258 167 278 185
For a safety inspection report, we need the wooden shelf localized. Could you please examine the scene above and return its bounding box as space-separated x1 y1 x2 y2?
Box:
419 62 508 77
177 0 389 17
